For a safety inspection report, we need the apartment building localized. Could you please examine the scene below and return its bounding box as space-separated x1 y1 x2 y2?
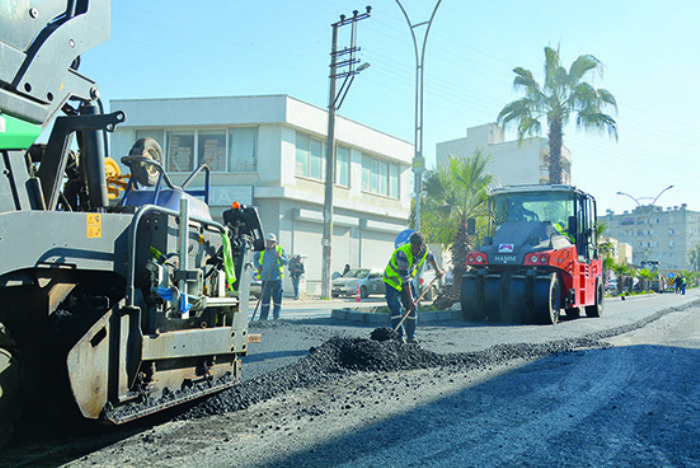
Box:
436 123 571 185
601 204 700 271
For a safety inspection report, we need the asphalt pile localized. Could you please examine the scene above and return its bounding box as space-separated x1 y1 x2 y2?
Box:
176 332 607 421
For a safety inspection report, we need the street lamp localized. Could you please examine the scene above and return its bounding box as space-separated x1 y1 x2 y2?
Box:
394 0 442 231
321 7 371 300
651 184 675 206
615 191 640 207
616 185 675 207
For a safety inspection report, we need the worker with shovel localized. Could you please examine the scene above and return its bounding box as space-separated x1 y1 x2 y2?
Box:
383 231 443 344
254 233 289 320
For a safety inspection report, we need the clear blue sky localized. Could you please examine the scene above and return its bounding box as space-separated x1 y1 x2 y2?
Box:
78 0 700 216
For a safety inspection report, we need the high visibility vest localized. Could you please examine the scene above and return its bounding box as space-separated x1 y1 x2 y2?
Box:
259 245 285 279
383 243 428 291
554 222 575 243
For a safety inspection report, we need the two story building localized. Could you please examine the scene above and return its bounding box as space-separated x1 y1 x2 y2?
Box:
110 95 414 295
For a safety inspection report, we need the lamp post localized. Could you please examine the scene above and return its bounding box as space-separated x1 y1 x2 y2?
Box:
321 7 371 300
616 185 675 207
615 191 641 207
394 0 442 231
651 184 675 206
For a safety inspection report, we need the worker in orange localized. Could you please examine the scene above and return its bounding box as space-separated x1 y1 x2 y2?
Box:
383 231 443 344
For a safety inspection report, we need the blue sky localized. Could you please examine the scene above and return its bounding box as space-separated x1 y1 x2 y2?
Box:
77 0 700 216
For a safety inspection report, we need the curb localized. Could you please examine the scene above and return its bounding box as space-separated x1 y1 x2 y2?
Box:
331 308 462 325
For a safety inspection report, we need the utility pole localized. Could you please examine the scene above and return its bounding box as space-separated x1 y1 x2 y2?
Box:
321 7 371 299
394 0 442 231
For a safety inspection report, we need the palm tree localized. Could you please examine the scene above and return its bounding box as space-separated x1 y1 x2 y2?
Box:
497 46 618 184
419 150 493 298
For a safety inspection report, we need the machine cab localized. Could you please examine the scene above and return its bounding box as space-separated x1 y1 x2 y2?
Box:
488 185 598 262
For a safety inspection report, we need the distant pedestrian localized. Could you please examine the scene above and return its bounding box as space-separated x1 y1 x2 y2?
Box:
383 231 443 344
343 264 351 276
681 276 687 295
288 254 305 300
254 233 288 320
674 275 682 294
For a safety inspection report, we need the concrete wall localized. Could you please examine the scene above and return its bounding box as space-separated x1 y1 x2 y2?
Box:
436 123 572 185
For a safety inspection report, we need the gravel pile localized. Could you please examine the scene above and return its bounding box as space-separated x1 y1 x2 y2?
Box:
176 330 608 422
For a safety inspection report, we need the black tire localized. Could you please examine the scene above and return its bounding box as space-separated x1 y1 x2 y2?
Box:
534 274 561 324
360 285 368 299
129 137 164 187
461 274 486 321
503 275 527 323
585 278 604 317
483 275 503 322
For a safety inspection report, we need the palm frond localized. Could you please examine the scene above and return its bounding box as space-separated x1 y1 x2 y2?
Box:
575 111 618 141
597 88 618 112
568 54 601 82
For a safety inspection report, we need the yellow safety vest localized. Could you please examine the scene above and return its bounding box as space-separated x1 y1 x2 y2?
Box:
259 245 285 279
554 222 575 243
383 243 428 291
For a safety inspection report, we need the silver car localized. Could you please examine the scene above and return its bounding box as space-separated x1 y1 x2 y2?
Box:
332 268 384 299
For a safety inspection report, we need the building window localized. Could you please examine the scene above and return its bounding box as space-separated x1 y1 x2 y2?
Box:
166 131 195 172
145 127 257 173
229 127 257 172
390 164 399 198
295 132 324 180
199 131 227 172
361 153 400 198
336 145 350 187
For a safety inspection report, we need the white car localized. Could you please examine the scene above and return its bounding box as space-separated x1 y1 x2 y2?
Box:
332 268 384 298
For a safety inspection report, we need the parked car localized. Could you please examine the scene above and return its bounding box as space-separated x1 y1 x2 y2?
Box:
606 279 618 292
332 268 384 298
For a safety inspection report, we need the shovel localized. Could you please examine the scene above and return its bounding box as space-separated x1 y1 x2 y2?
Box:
250 260 275 321
392 272 444 333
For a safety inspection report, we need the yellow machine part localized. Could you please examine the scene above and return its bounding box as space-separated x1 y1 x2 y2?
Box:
105 157 129 199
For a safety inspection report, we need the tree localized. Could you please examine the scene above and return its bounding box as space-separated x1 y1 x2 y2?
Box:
419 150 493 298
497 46 618 184
638 268 653 292
597 222 615 282
688 243 700 272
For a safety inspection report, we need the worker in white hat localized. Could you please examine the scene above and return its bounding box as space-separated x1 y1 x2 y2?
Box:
254 233 288 319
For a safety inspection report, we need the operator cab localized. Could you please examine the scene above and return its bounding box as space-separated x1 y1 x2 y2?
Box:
487 185 599 262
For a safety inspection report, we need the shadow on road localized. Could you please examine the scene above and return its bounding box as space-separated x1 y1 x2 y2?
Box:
266 344 700 467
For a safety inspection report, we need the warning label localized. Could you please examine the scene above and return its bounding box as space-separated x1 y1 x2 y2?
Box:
87 213 102 238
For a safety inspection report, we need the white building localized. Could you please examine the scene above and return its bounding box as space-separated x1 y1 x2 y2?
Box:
436 123 571 185
110 95 414 295
601 204 700 271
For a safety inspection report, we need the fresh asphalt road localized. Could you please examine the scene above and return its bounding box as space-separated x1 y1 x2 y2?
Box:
244 289 700 381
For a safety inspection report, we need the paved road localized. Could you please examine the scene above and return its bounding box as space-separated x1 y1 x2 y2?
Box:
48 289 700 468
243 290 700 381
